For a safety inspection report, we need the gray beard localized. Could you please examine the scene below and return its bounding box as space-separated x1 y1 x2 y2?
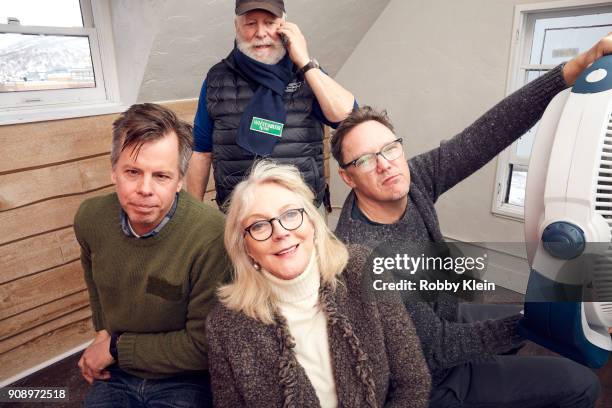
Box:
236 37 287 65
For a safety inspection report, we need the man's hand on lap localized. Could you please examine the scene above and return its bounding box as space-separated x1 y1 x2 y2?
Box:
78 330 115 384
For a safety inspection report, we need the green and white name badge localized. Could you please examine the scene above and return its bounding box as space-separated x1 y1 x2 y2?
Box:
250 117 284 138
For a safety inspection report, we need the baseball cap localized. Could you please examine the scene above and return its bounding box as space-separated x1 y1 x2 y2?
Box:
235 0 285 18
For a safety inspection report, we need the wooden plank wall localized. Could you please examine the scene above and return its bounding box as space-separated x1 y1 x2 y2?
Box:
0 101 330 382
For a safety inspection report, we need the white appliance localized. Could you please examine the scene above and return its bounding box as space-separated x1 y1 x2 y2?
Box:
520 55 612 368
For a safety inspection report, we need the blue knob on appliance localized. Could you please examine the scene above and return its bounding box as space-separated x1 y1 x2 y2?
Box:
572 54 612 94
541 222 585 260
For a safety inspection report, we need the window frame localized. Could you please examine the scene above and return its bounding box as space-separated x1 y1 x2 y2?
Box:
0 0 123 125
492 0 612 220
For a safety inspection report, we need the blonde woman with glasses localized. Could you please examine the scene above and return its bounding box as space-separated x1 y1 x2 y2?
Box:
206 160 430 408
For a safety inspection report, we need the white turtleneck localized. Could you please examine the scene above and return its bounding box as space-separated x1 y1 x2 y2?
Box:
262 255 338 408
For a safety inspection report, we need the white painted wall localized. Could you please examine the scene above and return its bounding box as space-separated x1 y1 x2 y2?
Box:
136 0 391 102
110 0 172 106
330 0 577 292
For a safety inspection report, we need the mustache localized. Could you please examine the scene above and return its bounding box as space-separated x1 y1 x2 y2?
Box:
250 39 281 48
236 35 286 65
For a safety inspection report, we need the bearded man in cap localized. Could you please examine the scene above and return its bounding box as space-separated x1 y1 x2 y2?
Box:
186 0 356 209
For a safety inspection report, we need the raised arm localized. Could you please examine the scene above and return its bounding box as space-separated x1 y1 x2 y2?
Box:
409 64 567 202
410 33 612 202
277 21 355 123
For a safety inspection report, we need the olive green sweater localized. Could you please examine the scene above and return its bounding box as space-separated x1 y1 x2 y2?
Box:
74 190 230 379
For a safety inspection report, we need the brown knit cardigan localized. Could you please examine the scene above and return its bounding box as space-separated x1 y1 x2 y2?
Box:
206 246 431 408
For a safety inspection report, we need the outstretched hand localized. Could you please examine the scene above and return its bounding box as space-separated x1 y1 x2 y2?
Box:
563 32 612 85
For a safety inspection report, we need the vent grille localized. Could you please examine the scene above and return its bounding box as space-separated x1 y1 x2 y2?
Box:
593 113 612 305
595 113 612 231
598 302 612 313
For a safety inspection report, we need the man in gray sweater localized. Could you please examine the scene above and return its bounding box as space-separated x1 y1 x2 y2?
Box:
332 35 612 407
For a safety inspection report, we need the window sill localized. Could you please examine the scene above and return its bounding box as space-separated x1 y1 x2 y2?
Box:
0 101 127 126
491 203 525 222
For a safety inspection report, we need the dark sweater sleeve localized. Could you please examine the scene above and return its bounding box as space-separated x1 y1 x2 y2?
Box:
206 307 248 408
406 301 523 374
409 64 568 202
74 202 106 331
379 300 431 408
431 294 460 322
116 229 231 374
345 245 431 407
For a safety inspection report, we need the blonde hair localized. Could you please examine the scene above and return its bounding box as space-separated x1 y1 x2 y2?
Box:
218 160 349 324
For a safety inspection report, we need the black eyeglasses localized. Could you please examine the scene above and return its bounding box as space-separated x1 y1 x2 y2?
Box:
244 208 306 241
340 138 404 172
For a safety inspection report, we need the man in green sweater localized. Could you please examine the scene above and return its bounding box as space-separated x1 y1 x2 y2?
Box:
74 103 229 407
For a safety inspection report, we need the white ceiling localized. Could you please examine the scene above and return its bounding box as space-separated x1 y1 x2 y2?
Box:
108 0 391 103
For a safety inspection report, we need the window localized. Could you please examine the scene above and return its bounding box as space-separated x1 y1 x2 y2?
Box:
492 1 612 219
0 0 121 124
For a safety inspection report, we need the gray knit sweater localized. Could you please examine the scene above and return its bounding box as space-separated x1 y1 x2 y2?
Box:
206 246 431 408
334 65 568 386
